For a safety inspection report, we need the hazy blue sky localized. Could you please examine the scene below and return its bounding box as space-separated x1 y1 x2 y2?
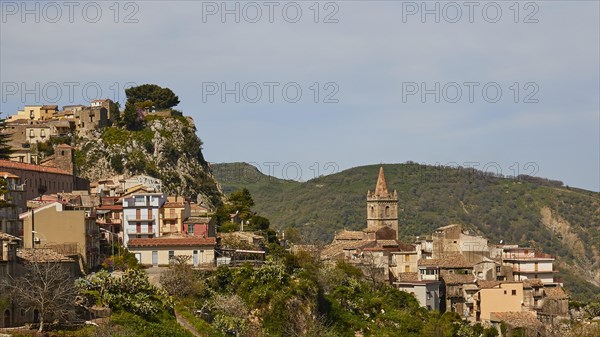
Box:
1 1 598 191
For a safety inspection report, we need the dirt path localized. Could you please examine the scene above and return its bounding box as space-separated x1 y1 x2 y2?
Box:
175 309 204 337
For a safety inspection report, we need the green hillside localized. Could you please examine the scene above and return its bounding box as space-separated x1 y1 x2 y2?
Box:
212 162 600 301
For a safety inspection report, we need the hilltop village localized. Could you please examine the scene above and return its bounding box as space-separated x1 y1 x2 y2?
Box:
316 168 569 330
0 97 593 336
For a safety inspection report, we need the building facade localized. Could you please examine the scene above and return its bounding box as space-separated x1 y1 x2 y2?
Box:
19 202 100 270
128 237 216 267
122 192 167 247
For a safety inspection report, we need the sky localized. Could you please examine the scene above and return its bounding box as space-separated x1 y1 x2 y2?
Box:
1 1 599 191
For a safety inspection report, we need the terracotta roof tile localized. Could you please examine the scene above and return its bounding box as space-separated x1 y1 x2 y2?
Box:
128 237 216 248
0 159 71 175
321 240 375 260
442 273 476 285
395 272 419 282
18 248 74 262
544 287 568 300
522 279 544 288
477 280 503 289
334 230 366 241
490 311 543 329
376 240 399 247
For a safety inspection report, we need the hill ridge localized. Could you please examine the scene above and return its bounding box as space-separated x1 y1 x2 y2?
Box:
212 161 600 301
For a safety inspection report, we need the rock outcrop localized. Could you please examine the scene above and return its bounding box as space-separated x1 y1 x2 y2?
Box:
75 115 222 207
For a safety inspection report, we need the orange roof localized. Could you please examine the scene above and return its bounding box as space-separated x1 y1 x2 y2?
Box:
0 159 71 175
0 171 20 179
128 237 216 248
97 205 122 211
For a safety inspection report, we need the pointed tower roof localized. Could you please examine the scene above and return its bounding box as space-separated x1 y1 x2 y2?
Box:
374 166 389 197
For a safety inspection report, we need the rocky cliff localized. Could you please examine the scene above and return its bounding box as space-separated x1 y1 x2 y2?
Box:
75 115 222 206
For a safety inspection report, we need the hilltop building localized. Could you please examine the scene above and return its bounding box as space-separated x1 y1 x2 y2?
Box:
316 166 568 329
367 167 399 237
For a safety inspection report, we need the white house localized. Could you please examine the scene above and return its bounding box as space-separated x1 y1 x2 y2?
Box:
121 192 167 247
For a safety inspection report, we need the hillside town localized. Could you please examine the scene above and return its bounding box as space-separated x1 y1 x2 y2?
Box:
0 100 594 337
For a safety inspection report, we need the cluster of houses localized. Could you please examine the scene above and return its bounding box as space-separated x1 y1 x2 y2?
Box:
0 102 572 333
2 100 118 165
0 171 220 328
314 167 569 334
0 102 222 328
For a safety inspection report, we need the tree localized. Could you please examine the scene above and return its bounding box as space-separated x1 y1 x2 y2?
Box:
0 176 10 208
1 251 78 332
249 215 270 231
0 114 13 159
159 255 201 298
228 188 255 220
78 269 173 318
125 84 180 110
121 101 144 130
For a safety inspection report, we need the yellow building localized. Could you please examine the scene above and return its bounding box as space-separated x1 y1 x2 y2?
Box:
19 202 100 270
128 236 216 267
8 105 58 122
159 198 190 235
391 248 419 274
474 282 524 321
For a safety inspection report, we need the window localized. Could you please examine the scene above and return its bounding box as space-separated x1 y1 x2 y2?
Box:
188 224 195 235
136 223 141 233
496 266 501 273
385 206 390 217
504 290 507 295
511 290 517 296
405 254 410 262
426 291 431 300
168 251 174 261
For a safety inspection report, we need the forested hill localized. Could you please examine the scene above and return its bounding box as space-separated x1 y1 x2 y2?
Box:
212 162 600 301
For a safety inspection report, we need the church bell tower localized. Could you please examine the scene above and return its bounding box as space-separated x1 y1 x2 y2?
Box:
367 166 399 238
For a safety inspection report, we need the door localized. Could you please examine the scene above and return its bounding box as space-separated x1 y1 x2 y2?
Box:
152 251 158 267
193 250 199 267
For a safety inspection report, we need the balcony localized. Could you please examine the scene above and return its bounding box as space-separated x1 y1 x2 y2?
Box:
96 218 122 225
125 216 155 223
160 225 179 234
126 228 155 235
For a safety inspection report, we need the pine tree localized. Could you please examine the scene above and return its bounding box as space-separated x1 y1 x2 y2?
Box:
0 114 13 159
